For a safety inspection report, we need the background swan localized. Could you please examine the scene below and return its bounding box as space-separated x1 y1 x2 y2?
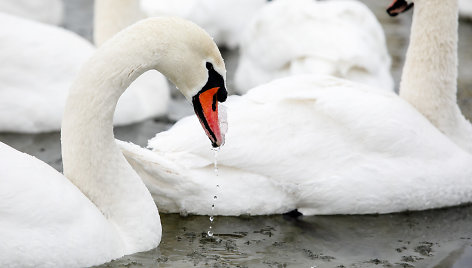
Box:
0 17 227 267
392 0 472 153
235 0 394 93
0 4 169 133
95 0 267 49
0 0 63 25
120 0 472 216
140 0 267 49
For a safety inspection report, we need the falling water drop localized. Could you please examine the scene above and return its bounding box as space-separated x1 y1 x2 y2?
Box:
208 147 221 238
212 147 220 176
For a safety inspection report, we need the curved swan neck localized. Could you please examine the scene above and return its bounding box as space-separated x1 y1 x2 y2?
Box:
399 0 472 152
61 22 165 253
94 0 143 47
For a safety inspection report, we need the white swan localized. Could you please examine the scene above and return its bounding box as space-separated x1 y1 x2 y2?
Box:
0 0 63 25
0 17 228 267
234 0 394 93
106 0 268 49
120 0 472 216
0 4 169 133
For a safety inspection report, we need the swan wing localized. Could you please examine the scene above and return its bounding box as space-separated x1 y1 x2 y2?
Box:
0 142 123 267
0 0 63 25
123 75 472 215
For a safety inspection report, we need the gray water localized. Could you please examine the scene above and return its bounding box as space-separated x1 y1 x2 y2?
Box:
1 0 472 267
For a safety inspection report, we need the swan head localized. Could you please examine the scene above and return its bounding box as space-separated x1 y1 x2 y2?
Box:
155 17 227 148
120 17 228 147
387 0 414 16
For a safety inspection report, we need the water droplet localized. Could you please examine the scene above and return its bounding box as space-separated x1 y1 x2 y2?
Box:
207 230 213 237
210 216 214 222
211 204 215 210
213 195 218 200
216 184 220 188
212 147 220 176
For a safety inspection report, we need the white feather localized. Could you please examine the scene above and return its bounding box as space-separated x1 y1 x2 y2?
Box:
235 0 394 93
0 12 170 133
121 75 472 216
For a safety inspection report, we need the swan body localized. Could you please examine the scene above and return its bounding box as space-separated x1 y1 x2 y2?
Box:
0 0 63 25
121 75 472 216
121 0 472 216
1 17 227 267
0 12 169 133
0 142 124 267
140 0 267 49
235 0 394 93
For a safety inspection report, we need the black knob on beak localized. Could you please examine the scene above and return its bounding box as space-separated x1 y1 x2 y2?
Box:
217 87 227 102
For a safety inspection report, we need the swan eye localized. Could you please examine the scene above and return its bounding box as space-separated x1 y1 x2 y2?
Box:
206 62 214 70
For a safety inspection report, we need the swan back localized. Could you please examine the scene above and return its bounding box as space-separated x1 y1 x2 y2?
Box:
235 0 393 93
0 0 63 25
0 12 93 132
0 143 123 267
136 75 472 215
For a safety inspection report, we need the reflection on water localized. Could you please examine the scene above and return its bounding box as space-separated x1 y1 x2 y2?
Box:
98 206 472 267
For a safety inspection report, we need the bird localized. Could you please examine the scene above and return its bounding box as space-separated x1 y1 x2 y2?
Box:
0 17 228 267
94 0 268 49
0 0 63 25
0 1 170 133
234 0 394 93
119 0 472 216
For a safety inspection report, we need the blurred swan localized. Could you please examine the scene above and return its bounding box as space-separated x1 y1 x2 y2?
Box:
0 0 63 25
95 0 267 49
459 0 472 19
120 0 472 216
0 5 169 133
0 17 227 267
235 0 394 93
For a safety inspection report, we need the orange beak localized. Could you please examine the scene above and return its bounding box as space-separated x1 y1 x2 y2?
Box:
192 86 226 147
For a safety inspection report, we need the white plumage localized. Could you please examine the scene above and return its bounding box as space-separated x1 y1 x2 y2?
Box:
0 0 63 25
0 142 126 268
235 0 394 93
0 12 169 133
140 0 267 49
121 75 472 216
120 0 472 216
1 17 226 267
